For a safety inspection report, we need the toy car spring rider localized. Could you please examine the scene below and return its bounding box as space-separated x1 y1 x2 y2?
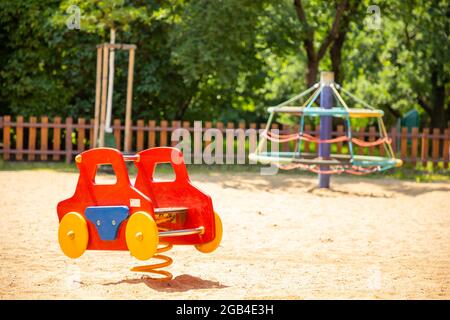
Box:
57 147 222 280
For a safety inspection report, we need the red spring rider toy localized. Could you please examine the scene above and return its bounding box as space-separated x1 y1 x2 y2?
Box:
57 147 222 280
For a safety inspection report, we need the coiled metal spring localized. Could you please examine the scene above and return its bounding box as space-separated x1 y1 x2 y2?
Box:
130 241 174 281
130 216 174 281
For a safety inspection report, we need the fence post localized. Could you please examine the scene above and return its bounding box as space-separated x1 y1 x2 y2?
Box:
379 142 385 157
304 124 311 153
28 116 37 161
0 116 2 145
411 127 419 167
213 123 224 164
65 117 73 164
432 128 440 168
390 127 397 157
16 116 24 160
249 123 258 162
182 121 191 163
89 118 95 149
113 119 121 150
182 121 191 131
160 120 168 147
53 117 61 160
368 126 376 156
379 126 385 157
237 121 246 164
137 119 144 151
204 121 212 149
148 120 156 148
443 129 449 169
193 121 202 164
314 124 320 155
226 122 234 164
202 121 213 163
216 121 224 135
400 127 408 162
282 124 290 152
125 118 133 152
336 125 344 154
270 123 280 157
293 124 300 154
3 116 11 160
40 116 49 160
258 122 267 155
421 128 429 167
77 118 85 153
171 120 181 147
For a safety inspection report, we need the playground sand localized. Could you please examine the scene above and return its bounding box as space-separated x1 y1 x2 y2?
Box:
0 170 449 299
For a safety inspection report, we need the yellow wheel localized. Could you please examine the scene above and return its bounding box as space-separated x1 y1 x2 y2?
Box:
58 212 89 259
126 211 159 261
195 212 222 253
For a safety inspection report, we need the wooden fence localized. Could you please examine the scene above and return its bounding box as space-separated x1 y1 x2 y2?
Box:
0 115 449 168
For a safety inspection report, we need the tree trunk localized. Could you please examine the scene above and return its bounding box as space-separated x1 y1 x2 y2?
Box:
430 70 446 130
330 31 345 84
294 0 349 88
176 97 192 120
175 78 201 120
329 1 361 85
306 58 319 87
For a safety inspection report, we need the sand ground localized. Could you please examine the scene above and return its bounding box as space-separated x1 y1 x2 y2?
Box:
0 170 449 299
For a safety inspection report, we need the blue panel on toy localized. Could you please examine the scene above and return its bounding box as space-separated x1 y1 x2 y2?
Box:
85 206 129 241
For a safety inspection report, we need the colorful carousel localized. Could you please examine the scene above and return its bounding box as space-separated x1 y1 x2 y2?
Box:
250 72 402 186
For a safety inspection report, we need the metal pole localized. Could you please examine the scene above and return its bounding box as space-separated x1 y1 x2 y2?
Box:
318 71 334 188
99 44 109 147
93 45 103 148
124 47 135 153
105 28 116 133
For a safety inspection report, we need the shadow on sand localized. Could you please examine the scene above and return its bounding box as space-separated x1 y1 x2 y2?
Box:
103 274 228 293
306 186 394 198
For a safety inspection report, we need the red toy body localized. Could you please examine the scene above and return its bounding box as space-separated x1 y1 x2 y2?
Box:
134 147 215 245
57 147 222 275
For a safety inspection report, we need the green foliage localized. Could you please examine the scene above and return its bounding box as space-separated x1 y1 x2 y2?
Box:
0 0 448 128
342 0 449 128
53 0 150 34
171 0 265 85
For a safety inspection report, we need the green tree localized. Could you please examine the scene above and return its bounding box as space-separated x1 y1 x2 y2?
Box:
169 0 267 119
397 0 449 130
341 0 449 129
0 0 447 129
0 0 97 117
